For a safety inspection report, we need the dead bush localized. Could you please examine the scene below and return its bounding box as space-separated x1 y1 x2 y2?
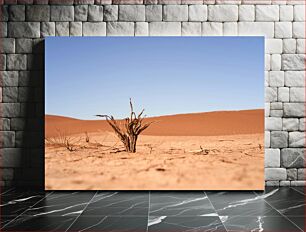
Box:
96 99 153 153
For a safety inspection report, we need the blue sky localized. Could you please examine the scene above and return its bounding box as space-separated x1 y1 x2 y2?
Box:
45 37 264 120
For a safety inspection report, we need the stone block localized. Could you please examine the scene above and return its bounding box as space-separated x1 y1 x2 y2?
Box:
294 5 305 21
16 39 32 53
189 5 207 21
208 5 238 21
1 22 8 37
277 87 289 102
119 5 145 21
1 38 15 53
270 110 283 117
293 22 305 38
74 5 88 21
265 148 280 167
0 54 6 71
284 103 305 117
88 5 103 21
239 5 255 21
55 22 69 36
265 102 270 116
2 87 18 102
7 54 27 70
287 168 297 180
269 71 284 86
283 39 296 54
271 54 281 71
182 22 201 36
281 148 305 168
270 131 288 148
238 22 274 38
275 22 292 39
265 168 286 181
3 103 20 117
26 5 50 21
70 22 82 36
9 5 25 21
280 5 293 21
104 5 118 21
8 22 40 38
135 22 148 36
283 118 299 131
107 22 134 36
270 102 282 110
145 5 162 22
41 22 55 37
83 22 106 36
265 39 282 54
290 87 305 102
265 87 277 102
149 22 181 36
296 39 305 54
223 22 237 35
282 54 305 70
1 5 9 21
1 71 18 86
285 71 305 87
2 131 15 148
51 6 74 21
202 22 222 36
163 5 188 21
265 131 270 147
289 132 305 147
256 5 279 21
299 118 305 131
297 168 305 180
265 117 282 131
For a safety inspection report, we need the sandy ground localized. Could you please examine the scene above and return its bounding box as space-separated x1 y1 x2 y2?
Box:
45 132 264 190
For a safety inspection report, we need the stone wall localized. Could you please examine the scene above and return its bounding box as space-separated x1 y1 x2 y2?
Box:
0 0 305 187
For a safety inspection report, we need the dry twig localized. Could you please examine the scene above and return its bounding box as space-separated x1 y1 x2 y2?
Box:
96 99 154 153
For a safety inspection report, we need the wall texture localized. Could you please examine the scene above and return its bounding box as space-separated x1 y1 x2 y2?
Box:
0 0 305 188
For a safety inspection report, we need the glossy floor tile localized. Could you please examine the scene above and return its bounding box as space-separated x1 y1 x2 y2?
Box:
69 216 148 231
149 191 215 216
148 216 227 232
0 187 304 231
221 216 303 232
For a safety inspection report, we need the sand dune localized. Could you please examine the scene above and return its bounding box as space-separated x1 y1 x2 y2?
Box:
45 109 264 190
45 109 264 138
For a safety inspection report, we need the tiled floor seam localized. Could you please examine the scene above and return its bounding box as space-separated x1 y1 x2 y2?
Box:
146 190 151 232
65 191 98 232
1 191 54 230
204 191 228 232
253 191 304 232
290 187 306 196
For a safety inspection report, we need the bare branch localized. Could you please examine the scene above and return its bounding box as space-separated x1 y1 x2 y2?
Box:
96 99 154 153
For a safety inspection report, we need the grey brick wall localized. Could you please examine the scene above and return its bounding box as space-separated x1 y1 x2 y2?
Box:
0 0 305 187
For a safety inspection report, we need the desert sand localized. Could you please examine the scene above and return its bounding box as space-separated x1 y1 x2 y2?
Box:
45 109 264 190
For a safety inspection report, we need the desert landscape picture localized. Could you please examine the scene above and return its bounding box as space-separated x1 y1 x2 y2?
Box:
45 37 265 190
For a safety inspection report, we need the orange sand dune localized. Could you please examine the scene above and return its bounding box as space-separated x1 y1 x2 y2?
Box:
45 109 264 138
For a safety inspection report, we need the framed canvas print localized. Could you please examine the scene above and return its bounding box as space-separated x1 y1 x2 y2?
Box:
45 37 264 190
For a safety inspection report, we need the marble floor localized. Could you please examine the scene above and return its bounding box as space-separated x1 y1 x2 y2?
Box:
0 187 304 231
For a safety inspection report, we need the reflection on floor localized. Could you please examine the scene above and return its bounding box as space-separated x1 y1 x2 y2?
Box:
1 187 304 231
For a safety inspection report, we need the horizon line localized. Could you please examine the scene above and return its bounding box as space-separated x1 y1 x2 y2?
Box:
45 108 264 121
